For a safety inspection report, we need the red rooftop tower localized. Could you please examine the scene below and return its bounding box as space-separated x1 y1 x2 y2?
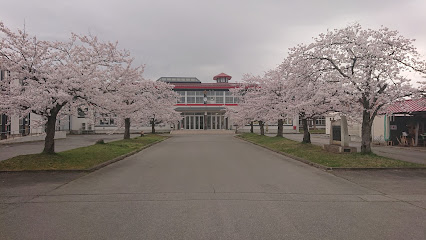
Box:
213 73 232 83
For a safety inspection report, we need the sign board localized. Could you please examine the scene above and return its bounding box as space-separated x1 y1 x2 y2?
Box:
332 126 341 141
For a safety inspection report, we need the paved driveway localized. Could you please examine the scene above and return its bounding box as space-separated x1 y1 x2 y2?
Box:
0 134 139 161
1 135 425 239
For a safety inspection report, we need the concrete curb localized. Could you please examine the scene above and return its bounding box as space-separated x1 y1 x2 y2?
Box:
0 136 170 173
327 167 426 171
86 136 170 172
0 132 67 145
234 136 426 171
383 145 426 153
0 137 67 146
235 136 332 171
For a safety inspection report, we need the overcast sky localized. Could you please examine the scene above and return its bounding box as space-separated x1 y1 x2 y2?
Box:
2 0 426 83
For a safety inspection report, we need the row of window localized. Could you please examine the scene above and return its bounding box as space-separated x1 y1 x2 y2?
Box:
298 117 326 126
96 113 116 126
180 112 226 116
99 118 115 126
176 90 239 104
216 77 228 83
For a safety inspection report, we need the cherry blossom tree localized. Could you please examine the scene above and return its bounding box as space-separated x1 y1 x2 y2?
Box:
290 23 425 153
229 74 272 135
225 102 253 133
103 65 180 138
239 63 335 141
258 67 295 137
232 68 297 137
102 64 150 139
281 56 345 143
146 81 181 134
0 22 133 153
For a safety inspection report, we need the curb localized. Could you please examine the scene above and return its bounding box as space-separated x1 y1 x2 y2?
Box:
235 136 331 171
86 136 170 172
0 136 170 173
326 167 426 171
381 145 426 153
234 136 426 171
0 137 67 146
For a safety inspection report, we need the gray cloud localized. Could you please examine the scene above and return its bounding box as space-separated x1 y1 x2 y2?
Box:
2 0 425 83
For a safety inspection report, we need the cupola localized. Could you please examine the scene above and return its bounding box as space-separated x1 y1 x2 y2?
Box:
213 73 232 83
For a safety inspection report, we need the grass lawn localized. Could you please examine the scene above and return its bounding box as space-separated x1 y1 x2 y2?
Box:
0 134 167 171
299 129 326 134
238 133 425 168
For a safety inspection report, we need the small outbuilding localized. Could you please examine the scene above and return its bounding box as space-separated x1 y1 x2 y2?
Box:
325 98 426 147
385 98 426 147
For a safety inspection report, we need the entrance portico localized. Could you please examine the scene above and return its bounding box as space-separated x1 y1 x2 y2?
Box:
179 111 228 130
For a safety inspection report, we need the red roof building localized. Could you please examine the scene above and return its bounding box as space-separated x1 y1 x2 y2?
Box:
384 98 426 114
383 98 426 147
157 73 238 130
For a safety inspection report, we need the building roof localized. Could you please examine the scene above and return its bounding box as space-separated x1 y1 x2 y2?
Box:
172 82 240 90
174 106 228 112
157 77 201 83
213 73 232 80
384 98 426 114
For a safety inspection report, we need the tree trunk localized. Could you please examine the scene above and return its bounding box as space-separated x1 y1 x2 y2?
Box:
259 121 265 136
361 110 372 154
43 106 62 154
302 118 311 143
250 121 254 133
277 119 283 137
313 117 317 130
151 121 155 134
124 118 130 139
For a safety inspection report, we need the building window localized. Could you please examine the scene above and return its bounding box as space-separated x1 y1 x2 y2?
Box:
77 108 87 118
217 77 228 83
98 114 116 126
187 91 196 103
195 91 204 103
99 118 115 126
283 118 293 125
225 91 234 104
176 90 234 104
177 91 185 103
315 117 326 126
215 91 224 103
206 91 215 103
19 114 30 135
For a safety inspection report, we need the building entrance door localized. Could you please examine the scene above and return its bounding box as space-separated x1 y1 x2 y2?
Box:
206 115 225 130
183 115 204 130
180 113 226 130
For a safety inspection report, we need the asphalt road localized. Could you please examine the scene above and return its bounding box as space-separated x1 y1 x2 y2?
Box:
1 135 425 239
